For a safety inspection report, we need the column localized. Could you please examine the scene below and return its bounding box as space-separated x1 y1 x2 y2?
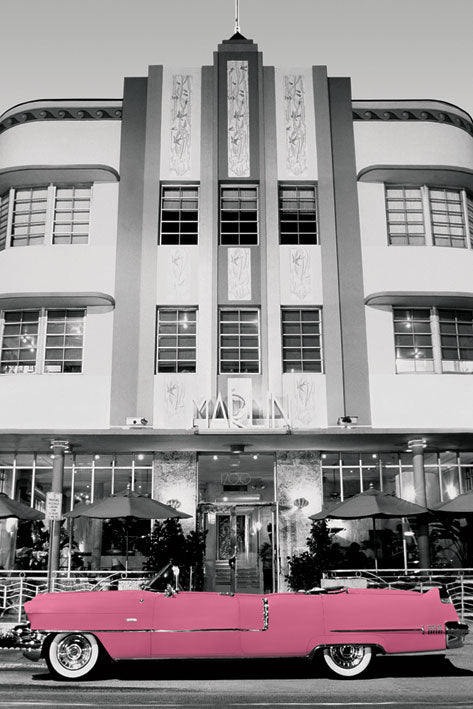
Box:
276 451 322 591
48 440 69 590
153 453 197 534
408 439 430 568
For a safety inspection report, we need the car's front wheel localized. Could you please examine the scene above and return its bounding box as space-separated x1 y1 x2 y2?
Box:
46 632 101 680
323 644 372 677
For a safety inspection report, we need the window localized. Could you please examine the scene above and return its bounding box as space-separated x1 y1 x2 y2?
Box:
385 187 425 245
156 308 197 373
281 308 323 372
279 185 318 245
393 307 473 373
44 310 85 373
393 309 433 373
0 192 9 252
11 188 48 247
429 189 466 248
0 309 85 374
0 311 39 373
386 185 473 248
53 187 91 244
439 309 473 373
220 185 258 245
159 185 199 245
0 184 92 249
219 308 260 373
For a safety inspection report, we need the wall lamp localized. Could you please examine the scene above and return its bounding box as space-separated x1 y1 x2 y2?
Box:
337 416 358 427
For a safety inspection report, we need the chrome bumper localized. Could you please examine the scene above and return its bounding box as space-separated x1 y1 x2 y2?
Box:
446 621 469 649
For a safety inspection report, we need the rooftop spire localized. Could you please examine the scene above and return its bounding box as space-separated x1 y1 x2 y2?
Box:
229 0 247 41
234 0 240 34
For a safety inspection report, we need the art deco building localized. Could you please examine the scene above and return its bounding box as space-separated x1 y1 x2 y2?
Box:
0 30 472 589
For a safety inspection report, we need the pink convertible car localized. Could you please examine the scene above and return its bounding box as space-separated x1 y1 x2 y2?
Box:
24 582 468 680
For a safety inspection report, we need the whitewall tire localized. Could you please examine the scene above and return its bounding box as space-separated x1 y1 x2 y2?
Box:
47 632 100 680
323 644 372 677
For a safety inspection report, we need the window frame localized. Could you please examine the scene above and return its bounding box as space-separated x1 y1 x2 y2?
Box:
385 184 473 249
0 308 86 375
0 183 92 249
218 307 261 374
155 306 198 374
278 183 318 246
393 306 473 374
219 184 259 246
159 183 199 246
281 307 323 373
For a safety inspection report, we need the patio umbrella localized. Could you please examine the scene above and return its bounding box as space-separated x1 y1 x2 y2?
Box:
0 492 44 520
310 486 429 571
64 488 192 569
433 490 473 515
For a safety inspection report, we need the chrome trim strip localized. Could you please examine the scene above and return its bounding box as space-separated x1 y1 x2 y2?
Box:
330 628 423 633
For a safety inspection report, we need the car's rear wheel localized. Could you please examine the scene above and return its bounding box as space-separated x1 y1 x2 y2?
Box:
46 632 101 680
323 644 372 677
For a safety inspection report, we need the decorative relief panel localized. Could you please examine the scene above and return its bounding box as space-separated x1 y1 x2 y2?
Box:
227 61 250 177
276 451 322 591
282 372 327 429
154 373 199 429
275 68 317 180
228 247 251 300
227 377 252 427
289 246 311 301
153 452 197 532
156 246 198 304
279 245 323 304
284 75 307 176
170 74 192 176
160 68 201 180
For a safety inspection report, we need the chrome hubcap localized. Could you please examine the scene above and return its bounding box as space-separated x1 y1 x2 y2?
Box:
57 634 92 671
329 645 365 669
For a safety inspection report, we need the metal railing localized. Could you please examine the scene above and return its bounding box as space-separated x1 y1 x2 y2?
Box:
325 568 473 622
0 571 150 624
2 567 473 626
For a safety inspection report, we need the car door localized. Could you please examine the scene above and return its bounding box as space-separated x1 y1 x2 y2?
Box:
93 590 153 660
151 592 240 658
239 593 324 658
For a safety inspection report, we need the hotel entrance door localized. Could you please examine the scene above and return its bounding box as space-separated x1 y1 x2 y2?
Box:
198 502 276 594
197 452 277 593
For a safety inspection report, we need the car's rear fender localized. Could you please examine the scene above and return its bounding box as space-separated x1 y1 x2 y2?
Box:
307 635 387 659
307 638 386 660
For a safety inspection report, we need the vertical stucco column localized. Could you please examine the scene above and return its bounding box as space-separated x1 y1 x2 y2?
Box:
153 453 197 534
408 439 430 568
313 68 372 425
48 440 69 590
276 451 322 591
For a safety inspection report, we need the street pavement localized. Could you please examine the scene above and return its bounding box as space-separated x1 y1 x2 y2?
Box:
0 630 472 708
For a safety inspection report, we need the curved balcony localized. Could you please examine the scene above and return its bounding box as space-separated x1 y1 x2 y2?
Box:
0 99 122 173
353 100 473 174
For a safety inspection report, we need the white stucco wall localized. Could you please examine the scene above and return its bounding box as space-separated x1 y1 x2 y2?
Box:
358 181 473 297
366 305 473 428
0 182 118 296
0 308 113 428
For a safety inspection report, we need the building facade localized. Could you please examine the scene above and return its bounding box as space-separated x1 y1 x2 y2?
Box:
0 32 473 589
